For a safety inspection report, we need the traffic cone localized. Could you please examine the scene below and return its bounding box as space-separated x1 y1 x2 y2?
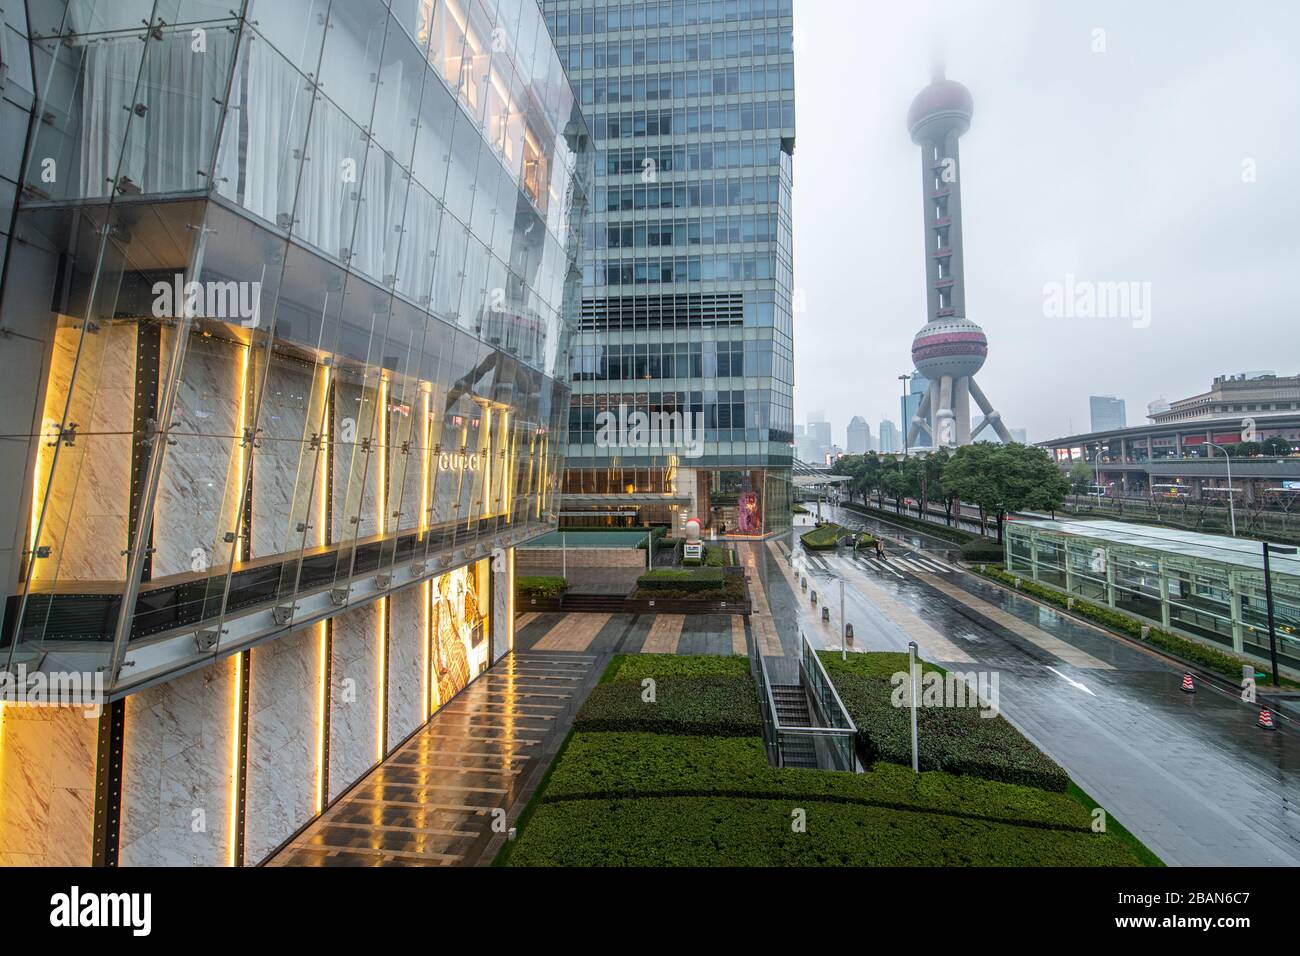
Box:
1181 672 1196 694
1258 706 1278 731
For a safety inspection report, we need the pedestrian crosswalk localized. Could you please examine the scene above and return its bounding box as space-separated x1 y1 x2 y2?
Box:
855 552 960 577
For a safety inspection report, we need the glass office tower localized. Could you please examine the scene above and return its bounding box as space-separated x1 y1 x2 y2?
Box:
0 0 588 865
541 0 794 535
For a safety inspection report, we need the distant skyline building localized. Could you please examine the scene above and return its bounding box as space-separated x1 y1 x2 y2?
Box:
904 66 1013 450
846 416 871 454
1090 395 1127 432
806 410 832 461
879 420 900 454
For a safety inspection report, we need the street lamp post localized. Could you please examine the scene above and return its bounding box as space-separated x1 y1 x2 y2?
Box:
1092 445 1103 504
1204 441 1237 537
1262 542 1297 689
907 641 920 773
840 576 846 661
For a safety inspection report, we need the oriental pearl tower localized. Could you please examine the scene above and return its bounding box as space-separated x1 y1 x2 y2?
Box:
905 66 1014 449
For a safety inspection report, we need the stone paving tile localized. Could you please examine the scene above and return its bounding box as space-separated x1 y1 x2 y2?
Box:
267 651 600 867
531 613 612 651
640 614 685 653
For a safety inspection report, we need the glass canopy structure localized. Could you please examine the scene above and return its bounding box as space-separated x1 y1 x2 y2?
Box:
1005 519 1300 672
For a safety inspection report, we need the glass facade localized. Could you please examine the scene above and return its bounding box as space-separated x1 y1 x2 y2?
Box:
1 0 591 695
541 0 794 535
1005 520 1300 671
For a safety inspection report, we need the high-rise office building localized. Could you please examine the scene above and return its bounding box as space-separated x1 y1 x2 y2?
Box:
902 374 932 450
1090 395 1127 432
846 416 871 454
878 420 899 454
807 410 832 459
544 0 796 536
0 0 588 866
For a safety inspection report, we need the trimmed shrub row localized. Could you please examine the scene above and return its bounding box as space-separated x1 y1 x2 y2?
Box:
574 675 762 737
503 796 1141 867
602 654 750 684
515 575 566 599
543 732 1095 831
637 567 726 591
800 522 847 550
820 652 1069 793
976 565 1260 682
683 544 730 567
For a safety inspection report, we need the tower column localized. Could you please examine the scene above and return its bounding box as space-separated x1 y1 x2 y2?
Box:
954 376 971 445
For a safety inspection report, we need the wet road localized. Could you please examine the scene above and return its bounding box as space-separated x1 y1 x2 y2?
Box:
741 506 1300 867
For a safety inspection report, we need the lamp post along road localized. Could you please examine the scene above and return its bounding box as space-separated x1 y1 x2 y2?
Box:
907 640 920 773
1204 441 1237 537
1262 542 1296 689
840 576 846 661
899 373 911 458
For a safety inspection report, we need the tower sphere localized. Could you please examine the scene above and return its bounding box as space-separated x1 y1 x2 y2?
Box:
907 79 973 143
911 317 988 381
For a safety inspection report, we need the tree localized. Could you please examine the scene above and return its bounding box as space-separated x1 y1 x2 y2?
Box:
943 443 1069 542
881 463 909 513
1068 459 1094 494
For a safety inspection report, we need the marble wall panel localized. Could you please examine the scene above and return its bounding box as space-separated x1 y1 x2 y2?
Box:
0 703 98 866
34 322 135 585
153 333 243 579
332 377 382 544
328 600 381 802
245 623 322 864
386 585 426 751
251 353 321 558
491 548 512 664
119 655 237 867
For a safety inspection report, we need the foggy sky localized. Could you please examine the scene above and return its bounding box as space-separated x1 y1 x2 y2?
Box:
792 0 1300 447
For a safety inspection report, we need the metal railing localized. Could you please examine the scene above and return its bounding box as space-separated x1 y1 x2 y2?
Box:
755 633 859 772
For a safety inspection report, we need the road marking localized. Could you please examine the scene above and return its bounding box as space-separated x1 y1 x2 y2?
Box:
1046 665 1097 696
825 554 976 663
907 570 1114 670
640 614 685 654
862 556 904 579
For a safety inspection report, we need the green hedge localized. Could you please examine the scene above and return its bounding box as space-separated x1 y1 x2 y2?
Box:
822 650 947 680
515 575 567 599
601 654 750 684
819 652 1069 793
683 544 729 567
976 565 1264 682
800 523 847 550
543 732 1095 830
574 676 762 736
503 795 1141 867
637 568 726 591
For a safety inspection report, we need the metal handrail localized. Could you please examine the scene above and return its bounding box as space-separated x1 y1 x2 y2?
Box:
799 632 858 734
759 649 851 736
